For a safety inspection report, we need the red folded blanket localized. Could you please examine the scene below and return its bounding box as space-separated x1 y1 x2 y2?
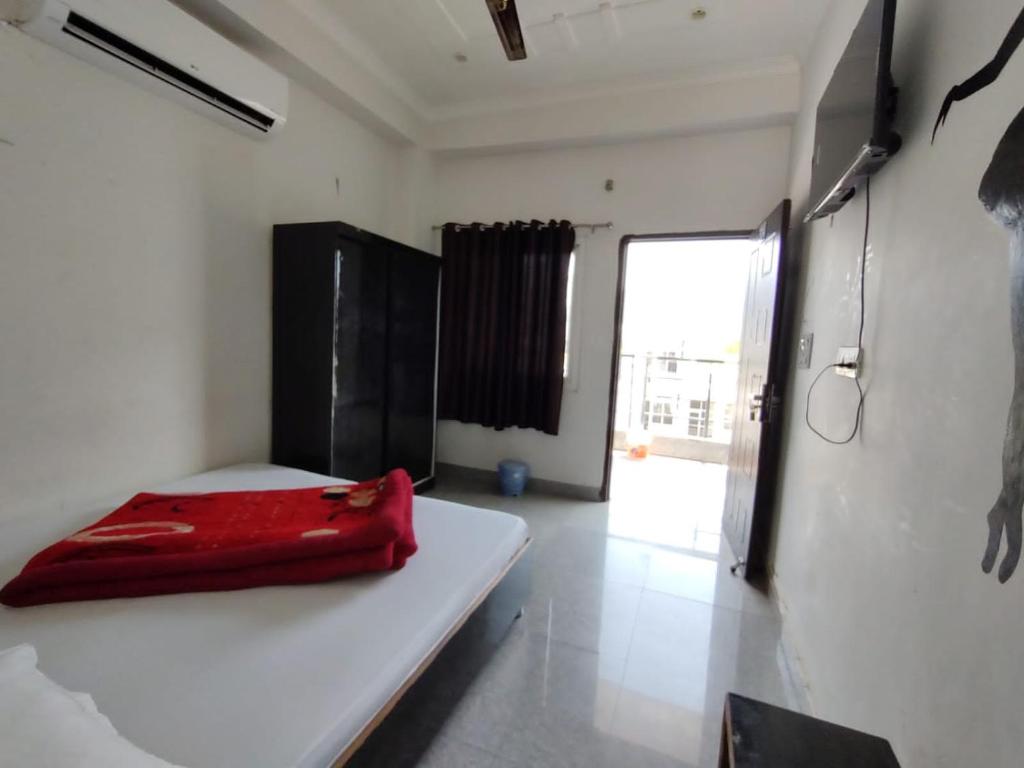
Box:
0 469 416 607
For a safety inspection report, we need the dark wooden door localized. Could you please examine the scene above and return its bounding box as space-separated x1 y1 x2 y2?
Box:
385 247 440 486
723 200 793 578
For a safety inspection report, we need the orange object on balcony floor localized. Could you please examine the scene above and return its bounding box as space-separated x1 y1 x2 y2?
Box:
626 444 649 460
624 431 652 460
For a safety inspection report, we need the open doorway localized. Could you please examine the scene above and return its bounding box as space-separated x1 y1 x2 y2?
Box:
602 233 752 555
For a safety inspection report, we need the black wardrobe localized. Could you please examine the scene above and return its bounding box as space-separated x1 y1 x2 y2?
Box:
272 221 440 488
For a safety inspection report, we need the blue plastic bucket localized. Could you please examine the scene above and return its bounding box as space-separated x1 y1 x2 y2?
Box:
497 460 530 496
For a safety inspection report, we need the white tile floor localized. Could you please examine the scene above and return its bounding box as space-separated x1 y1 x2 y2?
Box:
418 456 803 768
607 453 726 557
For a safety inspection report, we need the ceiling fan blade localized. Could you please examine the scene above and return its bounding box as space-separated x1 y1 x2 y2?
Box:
485 0 527 61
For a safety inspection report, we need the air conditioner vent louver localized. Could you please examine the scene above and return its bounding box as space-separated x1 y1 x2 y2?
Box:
14 0 288 138
62 12 274 133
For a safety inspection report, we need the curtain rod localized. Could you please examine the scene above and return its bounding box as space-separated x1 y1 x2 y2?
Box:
432 222 614 234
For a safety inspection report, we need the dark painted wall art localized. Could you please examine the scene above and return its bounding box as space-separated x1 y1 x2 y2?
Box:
933 7 1024 583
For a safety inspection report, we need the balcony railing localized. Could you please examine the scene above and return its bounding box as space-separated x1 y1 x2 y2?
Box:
615 355 739 446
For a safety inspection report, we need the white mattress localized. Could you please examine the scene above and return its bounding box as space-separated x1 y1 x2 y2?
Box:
0 464 529 768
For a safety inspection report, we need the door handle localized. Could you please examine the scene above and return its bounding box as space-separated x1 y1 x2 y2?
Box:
749 385 770 423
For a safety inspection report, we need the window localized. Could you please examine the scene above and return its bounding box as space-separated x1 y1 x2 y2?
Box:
563 251 577 379
643 397 675 426
688 399 712 437
653 401 673 425
723 403 735 432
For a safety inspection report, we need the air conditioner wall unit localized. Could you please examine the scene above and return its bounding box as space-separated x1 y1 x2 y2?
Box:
12 0 288 137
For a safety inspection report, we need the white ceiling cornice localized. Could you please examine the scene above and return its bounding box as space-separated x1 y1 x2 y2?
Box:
426 64 801 155
425 55 801 122
171 0 429 145
173 0 805 154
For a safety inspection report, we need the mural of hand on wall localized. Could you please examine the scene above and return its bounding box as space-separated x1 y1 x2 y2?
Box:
933 7 1024 583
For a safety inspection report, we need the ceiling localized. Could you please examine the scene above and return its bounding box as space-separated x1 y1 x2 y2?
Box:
297 0 832 116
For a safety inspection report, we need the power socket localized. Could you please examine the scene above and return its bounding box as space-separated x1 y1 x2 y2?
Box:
796 333 814 369
835 346 862 378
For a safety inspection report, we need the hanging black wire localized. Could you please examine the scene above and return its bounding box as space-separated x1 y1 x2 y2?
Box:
805 177 870 445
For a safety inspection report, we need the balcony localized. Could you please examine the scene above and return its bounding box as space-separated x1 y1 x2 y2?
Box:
614 354 739 464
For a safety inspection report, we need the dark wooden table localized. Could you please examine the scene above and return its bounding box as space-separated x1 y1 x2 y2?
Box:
720 693 901 768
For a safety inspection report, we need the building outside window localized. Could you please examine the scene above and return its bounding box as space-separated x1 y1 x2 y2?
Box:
687 399 715 438
722 402 735 432
622 356 739 446
660 353 679 374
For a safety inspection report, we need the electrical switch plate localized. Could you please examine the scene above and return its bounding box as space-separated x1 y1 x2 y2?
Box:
835 346 862 378
796 333 814 369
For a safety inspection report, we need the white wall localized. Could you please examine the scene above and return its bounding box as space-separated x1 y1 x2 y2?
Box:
433 126 792 488
773 1 1024 766
0 22 412 523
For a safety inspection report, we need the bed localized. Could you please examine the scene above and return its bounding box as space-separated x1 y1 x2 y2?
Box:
0 463 530 768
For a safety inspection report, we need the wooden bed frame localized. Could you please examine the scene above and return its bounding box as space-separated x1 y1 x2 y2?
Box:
331 536 532 767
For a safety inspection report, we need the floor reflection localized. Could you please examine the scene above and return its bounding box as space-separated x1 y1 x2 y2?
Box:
422 466 803 768
608 453 724 557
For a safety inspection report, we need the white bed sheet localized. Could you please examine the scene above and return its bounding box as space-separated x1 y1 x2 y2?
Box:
0 464 529 768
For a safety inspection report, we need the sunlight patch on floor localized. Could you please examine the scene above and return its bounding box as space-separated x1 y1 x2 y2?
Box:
607 452 726 557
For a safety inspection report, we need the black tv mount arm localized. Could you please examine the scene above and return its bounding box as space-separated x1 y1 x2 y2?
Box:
883 76 903 154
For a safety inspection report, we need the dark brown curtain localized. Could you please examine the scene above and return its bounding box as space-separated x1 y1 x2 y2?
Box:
438 220 575 435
